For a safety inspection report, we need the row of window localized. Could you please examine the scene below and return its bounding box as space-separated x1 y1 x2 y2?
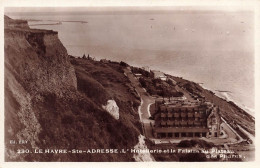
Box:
158 107 207 112
156 132 207 138
160 116 207 120
160 118 206 121
160 113 206 118
160 122 207 127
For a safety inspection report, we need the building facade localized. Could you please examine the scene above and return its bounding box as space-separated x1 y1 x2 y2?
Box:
152 100 221 138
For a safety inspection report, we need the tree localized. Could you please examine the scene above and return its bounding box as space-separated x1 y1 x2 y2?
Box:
161 87 168 101
167 89 173 102
147 86 157 95
166 79 174 86
139 77 147 88
120 61 128 67
152 78 162 86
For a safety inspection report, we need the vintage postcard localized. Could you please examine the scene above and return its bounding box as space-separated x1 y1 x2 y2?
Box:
1 0 259 167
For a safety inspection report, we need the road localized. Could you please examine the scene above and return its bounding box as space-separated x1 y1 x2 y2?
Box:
124 68 155 137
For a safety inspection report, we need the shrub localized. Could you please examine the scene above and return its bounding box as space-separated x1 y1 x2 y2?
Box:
120 61 128 67
70 59 79 65
166 79 174 86
178 139 215 148
147 86 157 95
152 78 162 86
178 140 192 147
139 77 147 88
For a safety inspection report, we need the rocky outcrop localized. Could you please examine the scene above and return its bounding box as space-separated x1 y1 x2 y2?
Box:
133 135 154 162
102 100 120 120
5 22 77 96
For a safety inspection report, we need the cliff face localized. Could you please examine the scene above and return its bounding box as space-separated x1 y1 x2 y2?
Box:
4 16 30 29
5 16 141 161
5 16 77 95
5 15 77 161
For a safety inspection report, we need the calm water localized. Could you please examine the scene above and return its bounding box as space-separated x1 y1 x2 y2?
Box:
7 11 255 115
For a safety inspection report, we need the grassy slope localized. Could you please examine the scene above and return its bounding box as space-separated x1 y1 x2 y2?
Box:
30 59 143 161
6 57 142 162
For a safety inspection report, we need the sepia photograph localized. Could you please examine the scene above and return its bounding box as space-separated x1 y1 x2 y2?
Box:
1 0 259 166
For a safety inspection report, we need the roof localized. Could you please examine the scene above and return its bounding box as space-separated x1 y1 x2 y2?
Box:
151 70 165 78
168 78 177 84
158 100 210 109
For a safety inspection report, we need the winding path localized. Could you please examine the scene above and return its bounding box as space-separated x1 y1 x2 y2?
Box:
124 68 155 136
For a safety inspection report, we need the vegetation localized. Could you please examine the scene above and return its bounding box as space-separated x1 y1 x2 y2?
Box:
32 91 140 161
177 139 215 148
21 57 145 162
119 61 129 67
138 76 183 99
132 65 184 99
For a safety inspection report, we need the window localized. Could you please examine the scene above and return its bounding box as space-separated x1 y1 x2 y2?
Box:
195 133 200 137
181 133 186 137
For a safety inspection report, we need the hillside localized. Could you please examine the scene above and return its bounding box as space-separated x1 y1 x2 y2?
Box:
4 16 142 161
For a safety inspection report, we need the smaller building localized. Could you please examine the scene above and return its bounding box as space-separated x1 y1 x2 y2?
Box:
151 70 167 81
142 66 150 72
167 78 177 85
100 59 109 63
134 73 142 78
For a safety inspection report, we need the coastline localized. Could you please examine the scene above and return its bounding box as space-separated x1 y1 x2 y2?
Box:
215 91 255 117
200 84 255 117
197 83 255 118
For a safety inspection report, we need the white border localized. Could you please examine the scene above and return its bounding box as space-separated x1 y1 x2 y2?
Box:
1 0 259 168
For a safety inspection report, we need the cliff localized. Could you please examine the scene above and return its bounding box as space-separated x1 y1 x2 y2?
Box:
5 16 142 161
5 16 77 96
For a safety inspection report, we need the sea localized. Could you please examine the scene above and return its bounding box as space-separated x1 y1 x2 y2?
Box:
6 10 255 116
